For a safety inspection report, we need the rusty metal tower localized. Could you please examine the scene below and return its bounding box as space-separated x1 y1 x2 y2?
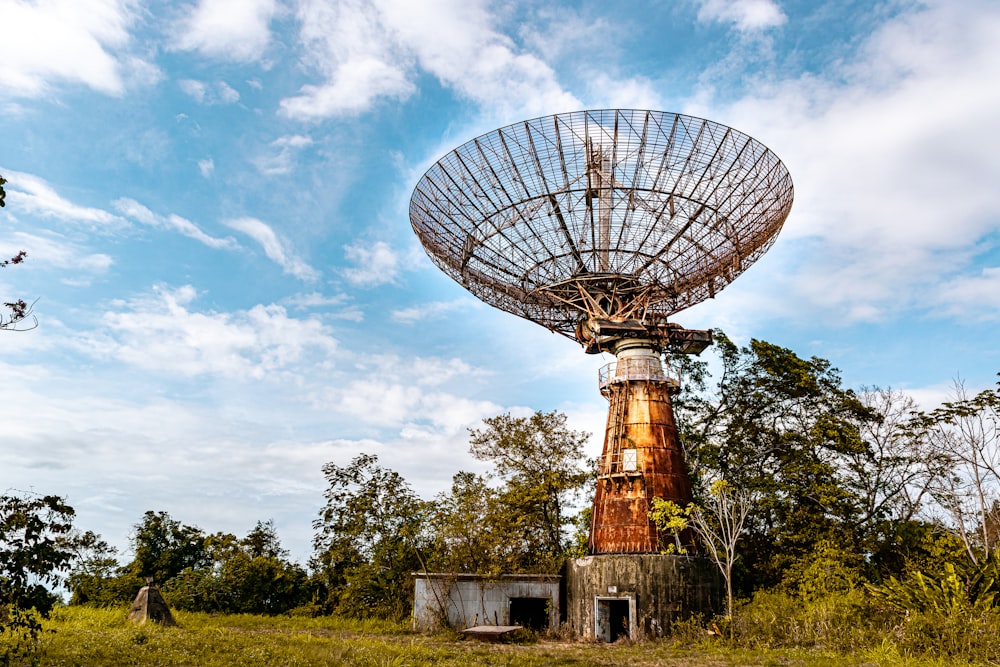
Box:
410 109 792 554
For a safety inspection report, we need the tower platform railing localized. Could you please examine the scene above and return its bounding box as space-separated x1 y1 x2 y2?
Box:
598 357 681 394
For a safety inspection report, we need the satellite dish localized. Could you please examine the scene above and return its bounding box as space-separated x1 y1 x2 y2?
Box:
410 109 793 554
410 109 793 349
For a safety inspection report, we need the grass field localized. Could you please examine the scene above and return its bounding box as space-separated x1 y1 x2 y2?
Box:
7 607 971 667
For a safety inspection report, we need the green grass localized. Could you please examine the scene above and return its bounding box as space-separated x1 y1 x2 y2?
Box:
6 606 985 667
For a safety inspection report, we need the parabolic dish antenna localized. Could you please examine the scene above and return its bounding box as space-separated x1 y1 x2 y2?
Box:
410 109 793 344
411 109 794 556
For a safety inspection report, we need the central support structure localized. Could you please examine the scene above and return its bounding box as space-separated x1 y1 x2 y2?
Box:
578 320 711 554
590 343 690 553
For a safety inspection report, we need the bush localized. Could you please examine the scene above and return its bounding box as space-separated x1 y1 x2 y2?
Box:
728 588 889 651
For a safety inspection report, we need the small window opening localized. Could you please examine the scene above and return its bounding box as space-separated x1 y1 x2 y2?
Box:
622 448 638 472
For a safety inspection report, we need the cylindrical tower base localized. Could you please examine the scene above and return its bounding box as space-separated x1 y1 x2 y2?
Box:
589 345 693 554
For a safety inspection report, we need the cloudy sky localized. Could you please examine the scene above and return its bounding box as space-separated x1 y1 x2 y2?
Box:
2 0 998 563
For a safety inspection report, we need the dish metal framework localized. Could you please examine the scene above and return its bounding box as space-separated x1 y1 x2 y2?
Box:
409 109 793 338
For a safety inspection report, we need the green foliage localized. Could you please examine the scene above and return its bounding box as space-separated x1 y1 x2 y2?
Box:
903 378 1000 566
163 552 309 615
66 530 137 607
728 588 889 653
648 497 690 555
40 604 1000 667
868 549 1000 616
652 479 755 625
311 412 589 619
67 515 310 616
158 519 307 615
312 454 429 619
677 331 882 590
467 410 590 563
857 551 1000 660
784 539 863 601
0 493 79 663
564 506 592 559
871 563 989 615
429 471 532 576
126 511 210 585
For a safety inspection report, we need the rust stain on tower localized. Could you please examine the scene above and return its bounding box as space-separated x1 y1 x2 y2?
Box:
579 326 708 554
591 373 692 553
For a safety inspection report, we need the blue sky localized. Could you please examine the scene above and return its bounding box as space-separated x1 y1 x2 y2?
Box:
2 0 999 563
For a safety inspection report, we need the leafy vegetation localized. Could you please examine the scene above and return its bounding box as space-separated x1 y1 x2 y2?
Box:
0 173 36 331
7 332 1000 660
0 493 80 664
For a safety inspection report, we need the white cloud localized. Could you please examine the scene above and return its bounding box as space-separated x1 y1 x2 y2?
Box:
4 170 124 229
694 0 787 31
284 292 365 321
178 78 207 102
935 267 1000 320
253 135 314 175
341 240 399 286
179 79 241 104
224 217 320 281
217 81 240 103
681 0 1000 326
0 0 143 98
325 378 499 431
171 0 278 63
391 298 478 323
113 198 238 249
280 0 578 120
198 158 215 178
1 231 112 273
280 0 414 118
165 214 240 250
78 284 337 378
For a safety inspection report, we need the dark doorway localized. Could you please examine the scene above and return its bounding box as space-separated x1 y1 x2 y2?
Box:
595 597 631 642
509 597 549 630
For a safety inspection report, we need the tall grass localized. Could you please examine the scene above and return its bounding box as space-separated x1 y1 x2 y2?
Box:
722 588 1000 664
10 602 1000 666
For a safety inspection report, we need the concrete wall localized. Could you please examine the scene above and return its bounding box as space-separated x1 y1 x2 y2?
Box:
564 554 720 640
412 574 560 631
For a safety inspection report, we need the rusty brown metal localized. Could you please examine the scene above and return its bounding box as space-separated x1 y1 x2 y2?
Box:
590 376 693 554
409 109 793 341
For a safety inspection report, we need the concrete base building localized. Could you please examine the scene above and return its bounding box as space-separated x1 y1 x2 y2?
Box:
564 554 719 641
412 573 560 632
412 558 718 640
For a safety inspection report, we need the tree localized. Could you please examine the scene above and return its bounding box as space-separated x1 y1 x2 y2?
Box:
163 522 308 615
676 332 880 589
312 454 429 619
650 480 755 624
241 520 288 559
429 471 546 576
845 388 936 533
467 410 590 565
66 531 125 607
909 379 1000 566
0 174 36 331
0 493 78 661
688 480 756 622
126 511 210 585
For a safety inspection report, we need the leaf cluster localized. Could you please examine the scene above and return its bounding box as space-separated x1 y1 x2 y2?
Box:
0 493 80 662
